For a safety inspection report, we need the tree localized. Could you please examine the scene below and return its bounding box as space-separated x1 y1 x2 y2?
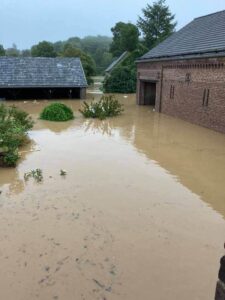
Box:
101 51 113 69
6 44 20 57
53 40 66 54
66 37 82 49
52 36 113 75
103 43 148 93
81 36 111 55
0 45 5 56
80 36 113 74
21 49 31 57
31 41 57 57
62 44 96 84
110 22 140 57
137 0 177 49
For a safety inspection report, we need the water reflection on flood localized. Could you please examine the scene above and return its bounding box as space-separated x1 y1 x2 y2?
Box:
87 98 225 218
4 94 224 216
0 93 225 300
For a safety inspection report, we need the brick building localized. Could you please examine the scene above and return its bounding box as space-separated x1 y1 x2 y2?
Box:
136 10 225 133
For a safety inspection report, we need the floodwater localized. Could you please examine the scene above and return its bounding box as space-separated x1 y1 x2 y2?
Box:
0 91 225 300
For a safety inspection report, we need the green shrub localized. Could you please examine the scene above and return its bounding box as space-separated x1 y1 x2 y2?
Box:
0 104 33 132
79 95 123 120
0 104 34 167
40 103 74 122
103 66 137 93
103 44 148 93
3 151 19 167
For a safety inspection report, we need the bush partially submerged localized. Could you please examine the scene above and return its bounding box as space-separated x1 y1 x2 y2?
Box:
103 66 137 93
0 104 34 167
79 95 123 120
24 169 43 183
40 103 74 122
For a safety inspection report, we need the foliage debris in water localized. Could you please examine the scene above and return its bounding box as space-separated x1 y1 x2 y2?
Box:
79 95 123 120
24 169 43 183
0 104 34 167
60 169 67 176
40 103 74 122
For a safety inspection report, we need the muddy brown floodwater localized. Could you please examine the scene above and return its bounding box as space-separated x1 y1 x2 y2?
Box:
0 92 225 300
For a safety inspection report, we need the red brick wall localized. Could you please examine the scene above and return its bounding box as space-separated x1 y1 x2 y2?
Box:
137 57 225 134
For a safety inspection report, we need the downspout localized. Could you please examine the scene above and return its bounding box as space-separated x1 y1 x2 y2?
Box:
159 65 165 113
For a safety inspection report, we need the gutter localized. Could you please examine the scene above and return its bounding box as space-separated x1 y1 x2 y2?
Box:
136 49 225 64
159 65 165 113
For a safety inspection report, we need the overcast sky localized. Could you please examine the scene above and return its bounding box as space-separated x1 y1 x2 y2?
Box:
1 0 225 49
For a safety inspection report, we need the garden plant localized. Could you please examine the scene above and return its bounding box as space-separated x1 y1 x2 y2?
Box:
0 104 34 167
40 102 74 122
24 169 43 182
79 95 123 120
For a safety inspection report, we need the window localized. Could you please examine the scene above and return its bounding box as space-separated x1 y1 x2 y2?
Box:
202 89 210 106
185 73 191 82
170 85 175 99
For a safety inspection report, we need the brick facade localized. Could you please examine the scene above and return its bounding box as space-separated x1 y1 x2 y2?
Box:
137 57 225 134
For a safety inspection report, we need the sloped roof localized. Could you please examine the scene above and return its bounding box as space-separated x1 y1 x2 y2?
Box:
0 57 88 88
105 51 129 73
138 10 225 62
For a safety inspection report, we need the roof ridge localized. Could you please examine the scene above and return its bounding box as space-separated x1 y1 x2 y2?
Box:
194 9 225 20
0 57 80 60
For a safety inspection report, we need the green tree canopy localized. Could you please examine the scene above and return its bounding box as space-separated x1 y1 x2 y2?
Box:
66 37 82 49
52 36 113 75
110 22 140 57
31 41 57 57
81 36 111 54
81 36 113 73
137 0 177 49
53 40 66 54
62 44 96 84
0 45 5 56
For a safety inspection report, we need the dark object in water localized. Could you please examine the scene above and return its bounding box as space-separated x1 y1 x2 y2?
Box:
219 256 225 284
215 244 225 300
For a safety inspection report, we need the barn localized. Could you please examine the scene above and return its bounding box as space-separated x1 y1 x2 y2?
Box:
136 10 225 134
0 57 87 100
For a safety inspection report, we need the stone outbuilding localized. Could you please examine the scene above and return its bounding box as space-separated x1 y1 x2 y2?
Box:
0 57 87 100
136 10 225 133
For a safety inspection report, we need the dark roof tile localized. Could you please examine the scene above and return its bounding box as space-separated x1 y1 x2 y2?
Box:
139 10 225 61
0 57 88 88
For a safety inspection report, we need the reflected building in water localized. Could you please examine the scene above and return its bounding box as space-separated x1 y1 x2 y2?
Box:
84 100 225 217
